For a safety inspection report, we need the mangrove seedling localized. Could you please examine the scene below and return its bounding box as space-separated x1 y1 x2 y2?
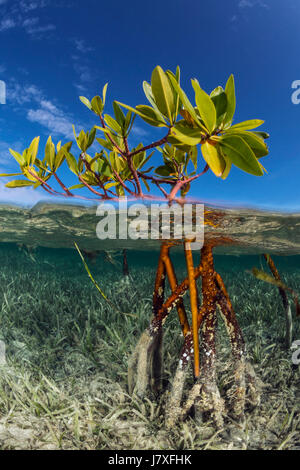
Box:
1 65 270 427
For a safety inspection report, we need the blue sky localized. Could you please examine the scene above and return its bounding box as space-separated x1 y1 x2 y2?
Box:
0 0 299 210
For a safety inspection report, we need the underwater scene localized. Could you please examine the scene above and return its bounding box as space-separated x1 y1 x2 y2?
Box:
0 202 298 451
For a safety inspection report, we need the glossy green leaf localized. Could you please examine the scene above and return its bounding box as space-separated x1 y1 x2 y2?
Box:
79 96 92 110
229 119 264 131
166 66 181 118
190 145 198 170
166 73 206 132
113 101 125 127
91 96 103 115
201 142 225 177
124 110 134 134
219 148 232 180
219 135 263 176
210 87 227 125
96 137 113 151
87 127 96 148
155 165 174 177
68 184 85 190
9 149 25 166
62 150 79 175
104 114 122 134
169 123 202 146
143 81 160 110
102 83 108 107
5 180 34 188
98 158 112 177
136 105 166 127
28 137 40 165
117 102 166 127
191 79 216 133
224 130 268 158
224 74 236 126
151 66 176 123
252 131 270 140
45 136 56 169
110 151 125 173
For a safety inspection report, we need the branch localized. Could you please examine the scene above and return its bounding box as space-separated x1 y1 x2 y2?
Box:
53 172 74 197
112 169 135 196
168 164 209 202
78 174 106 198
129 129 171 158
99 115 125 157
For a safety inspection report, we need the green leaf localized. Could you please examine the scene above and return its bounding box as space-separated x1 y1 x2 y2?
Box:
9 149 25 166
96 137 113 151
229 119 264 131
98 157 112 177
252 131 270 140
5 180 34 188
190 145 198 170
136 105 166 127
155 165 175 177
55 141 72 169
0 172 23 177
113 101 126 127
191 79 216 133
173 148 185 165
143 81 160 110
117 101 166 127
68 184 85 190
45 136 56 169
79 96 92 110
102 83 108 107
104 114 122 134
28 137 40 165
224 130 268 158
91 96 103 115
224 74 236 126
77 130 88 152
124 110 133 134
219 135 263 176
166 66 181 119
87 127 96 148
221 155 232 180
168 123 202 146
151 66 176 123
110 151 125 173
210 87 227 125
62 150 79 175
201 142 225 177
166 72 206 132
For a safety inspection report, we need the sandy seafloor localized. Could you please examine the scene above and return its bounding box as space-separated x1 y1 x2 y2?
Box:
0 202 298 450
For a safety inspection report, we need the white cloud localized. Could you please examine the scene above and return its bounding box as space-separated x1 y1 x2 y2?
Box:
7 79 84 140
25 23 55 36
74 39 94 54
131 125 149 138
0 18 16 32
0 0 55 37
27 101 76 139
0 180 48 206
238 0 268 8
7 81 43 105
19 1 48 12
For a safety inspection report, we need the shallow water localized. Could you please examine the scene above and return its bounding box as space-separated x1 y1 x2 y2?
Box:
0 202 299 254
0 202 299 450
